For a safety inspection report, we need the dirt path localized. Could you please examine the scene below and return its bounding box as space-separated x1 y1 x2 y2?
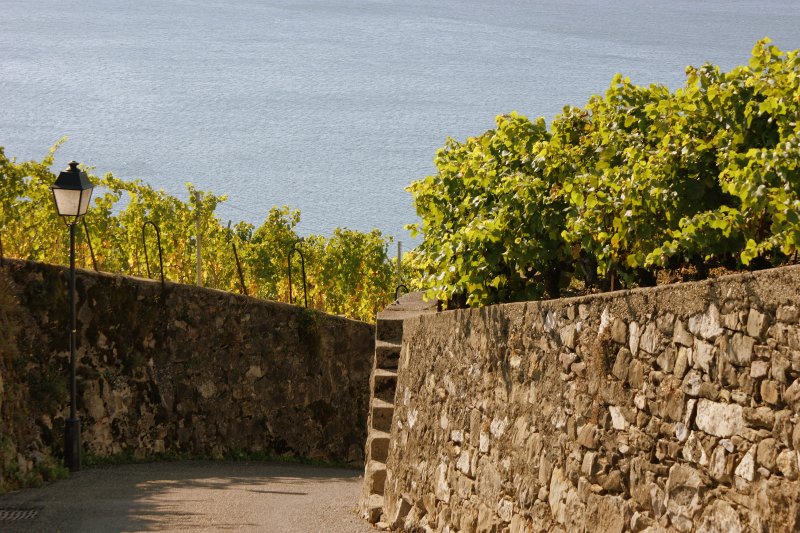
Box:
0 461 376 532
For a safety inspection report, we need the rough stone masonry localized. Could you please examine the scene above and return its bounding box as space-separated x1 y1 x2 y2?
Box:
1 259 374 486
382 265 800 532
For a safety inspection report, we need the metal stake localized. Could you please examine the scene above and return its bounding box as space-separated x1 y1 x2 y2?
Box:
82 219 98 271
142 221 166 292
195 191 202 286
288 242 307 308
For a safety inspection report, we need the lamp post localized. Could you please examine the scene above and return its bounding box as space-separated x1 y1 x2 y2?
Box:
51 161 94 471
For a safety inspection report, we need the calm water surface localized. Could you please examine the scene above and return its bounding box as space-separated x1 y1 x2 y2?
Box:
1 0 798 243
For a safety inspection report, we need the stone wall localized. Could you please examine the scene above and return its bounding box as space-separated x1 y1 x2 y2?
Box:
0 259 373 489
383 266 800 532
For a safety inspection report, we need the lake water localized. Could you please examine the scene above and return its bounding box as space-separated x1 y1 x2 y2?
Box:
1 0 798 245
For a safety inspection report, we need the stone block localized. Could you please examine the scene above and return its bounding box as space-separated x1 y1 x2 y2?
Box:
434 463 451 503
629 321 641 356
548 467 569 523
628 359 645 389
509 514 528 533
777 305 799 323
682 431 709 466
688 304 723 340
682 370 702 397
365 460 387 494
586 493 627 533
640 322 661 354
455 474 475 498
388 496 413 529
746 308 770 339
696 500 743 533
657 313 676 335
367 430 391 462
725 333 755 366
576 423 599 449
784 378 800 410
371 398 395 432
776 449 799 480
756 438 780 472
459 509 478 533
609 405 628 430
673 320 695 347
665 463 707 532
611 318 627 345
582 451 599 478
743 407 775 430
363 494 384 524
708 444 731 482
770 353 791 383
734 446 756 482
695 399 743 438
722 311 741 331
630 511 654 533
750 360 770 378
760 380 782 406
693 338 716 373
698 381 720 401
497 498 513 523
457 450 474 477
673 347 689 378
470 409 481 447
478 460 502 502
560 324 577 350
612 348 632 381
656 346 676 373
476 504 498 533
793 422 800 451
560 351 578 372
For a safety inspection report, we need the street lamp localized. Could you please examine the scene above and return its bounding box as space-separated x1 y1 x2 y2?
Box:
51 161 93 471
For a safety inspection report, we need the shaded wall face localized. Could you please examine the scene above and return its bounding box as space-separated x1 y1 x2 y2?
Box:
386 266 800 533
1 260 374 477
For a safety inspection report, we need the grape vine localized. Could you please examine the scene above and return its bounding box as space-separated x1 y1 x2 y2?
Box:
0 145 395 323
408 39 800 307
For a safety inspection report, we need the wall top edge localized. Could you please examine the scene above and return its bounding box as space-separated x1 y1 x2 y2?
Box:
2 257 374 327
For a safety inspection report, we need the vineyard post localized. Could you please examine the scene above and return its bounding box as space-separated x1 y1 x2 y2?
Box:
396 241 402 285
194 191 202 286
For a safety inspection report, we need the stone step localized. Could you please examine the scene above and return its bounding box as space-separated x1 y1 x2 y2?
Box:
365 460 388 495
371 398 395 432
375 339 401 369
366 429 391 463
376 317 404 344
373 368 398 403
363 493 385 524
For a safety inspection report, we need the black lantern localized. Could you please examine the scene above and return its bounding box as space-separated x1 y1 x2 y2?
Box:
51 161 94 221
51 160 93 472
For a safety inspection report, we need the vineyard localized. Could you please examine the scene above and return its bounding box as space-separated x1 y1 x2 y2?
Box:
407 39 800 308
4 39 799 317
0 142 395 323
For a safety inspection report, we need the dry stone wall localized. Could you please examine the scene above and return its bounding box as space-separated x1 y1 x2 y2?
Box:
384 266 800 532
1 259 373 488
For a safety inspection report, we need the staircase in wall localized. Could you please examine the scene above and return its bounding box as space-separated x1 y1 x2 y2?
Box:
359 292 438 526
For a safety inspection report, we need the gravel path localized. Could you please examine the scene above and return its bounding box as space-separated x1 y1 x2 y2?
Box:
0 461 377 532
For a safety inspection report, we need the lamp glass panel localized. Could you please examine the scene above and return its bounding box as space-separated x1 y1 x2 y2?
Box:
53 188 83 217
78 187 93 216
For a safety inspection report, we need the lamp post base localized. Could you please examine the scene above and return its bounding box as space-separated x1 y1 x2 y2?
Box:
64 418 81 471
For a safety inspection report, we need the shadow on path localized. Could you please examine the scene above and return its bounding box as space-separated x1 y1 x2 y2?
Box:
0 461 374 533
